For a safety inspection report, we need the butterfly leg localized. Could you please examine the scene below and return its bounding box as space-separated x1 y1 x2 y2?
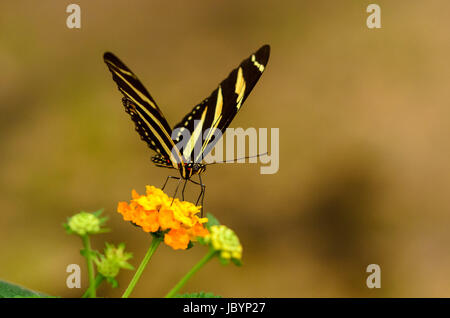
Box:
162 175 180 191
170 177 183 206
181 179 188 201
198 179 206 217
189 175 206 216
198 174 205 211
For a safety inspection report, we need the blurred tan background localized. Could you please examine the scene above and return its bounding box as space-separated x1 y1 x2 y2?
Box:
1 0 450 297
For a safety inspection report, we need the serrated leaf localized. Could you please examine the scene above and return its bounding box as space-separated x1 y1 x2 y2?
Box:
0 280 49 298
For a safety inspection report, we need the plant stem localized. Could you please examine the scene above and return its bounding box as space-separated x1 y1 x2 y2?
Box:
122 237 162 298
82 235 96 298
165 249 217 298
82 275 104 298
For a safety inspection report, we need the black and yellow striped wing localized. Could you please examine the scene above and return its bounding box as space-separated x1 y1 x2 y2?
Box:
103 52 185 170
173 45 270 164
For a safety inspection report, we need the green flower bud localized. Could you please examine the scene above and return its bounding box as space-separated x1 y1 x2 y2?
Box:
94 243 133 279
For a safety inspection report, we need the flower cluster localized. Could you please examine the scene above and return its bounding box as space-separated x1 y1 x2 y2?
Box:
64 210 108 236
117 186 209 250
204 225 242 263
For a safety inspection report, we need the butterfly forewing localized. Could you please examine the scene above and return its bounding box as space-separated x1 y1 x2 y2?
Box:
103 52 185 171
173 45 271 164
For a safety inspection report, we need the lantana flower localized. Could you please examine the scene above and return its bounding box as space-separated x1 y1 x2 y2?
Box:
165 218 244 298
64 210 109 236
117 186 209 250
203 225 243 265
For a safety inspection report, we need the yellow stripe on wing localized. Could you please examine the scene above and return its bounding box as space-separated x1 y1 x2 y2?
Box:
110 67 185 169
235 67 246 110
197 86 223 162
184 106 208 161
132 108 179 169
106 61 158 110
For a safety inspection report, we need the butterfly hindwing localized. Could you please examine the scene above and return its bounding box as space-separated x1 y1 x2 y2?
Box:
151 153 174 169
173 45 271 163
104 52 185 170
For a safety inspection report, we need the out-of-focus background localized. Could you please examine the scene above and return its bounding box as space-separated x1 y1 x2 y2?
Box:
1 0 450 297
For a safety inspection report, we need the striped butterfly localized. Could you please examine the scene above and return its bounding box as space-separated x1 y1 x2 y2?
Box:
104 45 270 208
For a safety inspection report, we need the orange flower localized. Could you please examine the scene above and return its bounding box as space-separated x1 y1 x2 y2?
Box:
117 202 132 221
139 209 159 233
164 228 190 250
117 186 208 250
158 207 180 230
189 222 210 238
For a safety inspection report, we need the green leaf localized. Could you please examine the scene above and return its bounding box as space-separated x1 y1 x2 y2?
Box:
197 236 207 245
205 213 220 229
106 277 118 288
62 222 72 234
80 248 99 258
0 280 50 298
218 256 230 265
92 209 104 218
186 241 194 249
150 230 166 239
175 291 221 298
231 258 242 267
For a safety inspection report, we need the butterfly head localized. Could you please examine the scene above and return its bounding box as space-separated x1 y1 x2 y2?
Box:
185 162 206 177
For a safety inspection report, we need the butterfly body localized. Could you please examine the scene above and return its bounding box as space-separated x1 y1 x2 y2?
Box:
104 45 270 203
151 154 206 179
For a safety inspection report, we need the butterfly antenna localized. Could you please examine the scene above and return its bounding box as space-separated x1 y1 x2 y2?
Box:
204 152 268 165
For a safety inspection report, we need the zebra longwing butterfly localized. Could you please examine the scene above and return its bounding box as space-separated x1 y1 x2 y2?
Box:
104 45 270 205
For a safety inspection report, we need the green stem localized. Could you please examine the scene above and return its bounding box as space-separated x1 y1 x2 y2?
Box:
81 235 96 298
122 237 162 298
165 249 217 298
82 275 104 298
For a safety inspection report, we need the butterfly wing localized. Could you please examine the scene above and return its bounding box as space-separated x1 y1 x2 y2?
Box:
172 45 270 163
103 52 185 170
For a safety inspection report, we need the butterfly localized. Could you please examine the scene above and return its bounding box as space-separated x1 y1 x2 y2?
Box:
103 44 270 207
